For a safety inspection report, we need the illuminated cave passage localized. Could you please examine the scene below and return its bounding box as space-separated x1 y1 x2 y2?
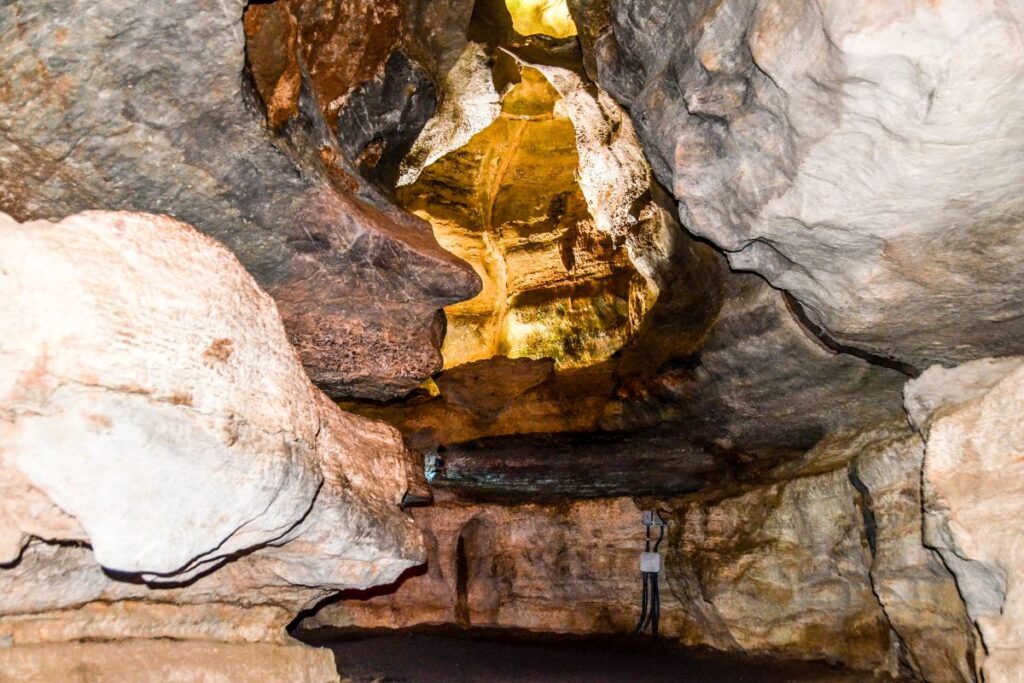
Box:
398 65 645 370
2 0 1023 681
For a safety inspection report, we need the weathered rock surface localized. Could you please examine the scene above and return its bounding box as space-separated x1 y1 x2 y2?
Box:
349 272 907 499
400 63 677 370
0 0 478 400
851 427 976 683
337 0 910 499
307 420 973 679
0 211 424 677
907 358 1024 682
576 0 1024 370
0 640 339 683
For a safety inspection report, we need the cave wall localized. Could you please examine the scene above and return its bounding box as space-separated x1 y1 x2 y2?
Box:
1 0 1022 680
0 211 424 680
907 358 1024 683
569 0 1024 371
0 0 479 401
309 418 974 680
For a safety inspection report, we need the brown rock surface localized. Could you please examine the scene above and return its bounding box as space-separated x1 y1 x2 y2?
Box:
0 0 478 400
308 420 973 678
0 640 339 683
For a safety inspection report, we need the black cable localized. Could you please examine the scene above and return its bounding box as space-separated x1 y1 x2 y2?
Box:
636 514 667 637
639 573 654 632
651 575 660 636
634 571 649 634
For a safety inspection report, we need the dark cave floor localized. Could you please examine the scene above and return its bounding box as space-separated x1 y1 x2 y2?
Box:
296 626 898 683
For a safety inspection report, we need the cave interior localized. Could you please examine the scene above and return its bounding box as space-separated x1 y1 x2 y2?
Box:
1 0 1023 681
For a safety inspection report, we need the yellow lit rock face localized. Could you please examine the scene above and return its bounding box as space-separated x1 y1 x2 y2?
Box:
504 0 577 39
399 68 649 370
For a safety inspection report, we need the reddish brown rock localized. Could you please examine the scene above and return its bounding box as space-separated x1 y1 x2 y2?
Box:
0 0 478 401
289 0 406 125
243 2 302 129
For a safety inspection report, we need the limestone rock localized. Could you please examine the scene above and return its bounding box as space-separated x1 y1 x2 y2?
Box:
355 272 906 499
309 487 888 668
0 0 478 400
577 0 1024 370
399 42 504 187
309 418 978 678
0 640 339 683
0 211 422 654
851 424 976 683
305 498 688 635
906 358 1024 682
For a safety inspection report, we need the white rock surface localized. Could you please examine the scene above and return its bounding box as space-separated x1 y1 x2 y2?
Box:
906 357 1024 683
0 210 423 642
398 42 502 186
594 0 1024 369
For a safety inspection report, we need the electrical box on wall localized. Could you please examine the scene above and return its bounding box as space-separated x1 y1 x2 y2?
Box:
640 551 661 573
642 510 666 527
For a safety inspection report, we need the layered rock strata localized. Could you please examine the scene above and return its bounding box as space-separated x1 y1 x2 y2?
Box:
308 420 974 680
0 211 425 680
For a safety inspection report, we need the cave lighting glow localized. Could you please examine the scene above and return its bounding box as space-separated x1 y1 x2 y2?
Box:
504 0 578 39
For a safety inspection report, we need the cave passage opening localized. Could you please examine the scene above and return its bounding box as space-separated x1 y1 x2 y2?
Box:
337 0 728 502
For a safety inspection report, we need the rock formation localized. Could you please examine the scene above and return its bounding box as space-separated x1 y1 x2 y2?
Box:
907 358 1024 683
2 0 1023 680
307 420 975 680
0 0 478 401
570 0 1024 371
0 211 423 680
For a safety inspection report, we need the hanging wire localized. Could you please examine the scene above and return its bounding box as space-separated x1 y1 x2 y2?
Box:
635 512 666 636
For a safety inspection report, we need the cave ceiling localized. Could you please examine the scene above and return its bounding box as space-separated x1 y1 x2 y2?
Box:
335 0 910 501
0 0 957 502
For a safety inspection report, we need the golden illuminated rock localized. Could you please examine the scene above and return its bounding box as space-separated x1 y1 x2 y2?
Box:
504 0 577 39
399 66 648 370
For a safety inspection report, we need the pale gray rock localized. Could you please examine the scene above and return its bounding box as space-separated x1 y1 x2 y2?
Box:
577 0 1024 370
906 358 1024 683
851 423 975 683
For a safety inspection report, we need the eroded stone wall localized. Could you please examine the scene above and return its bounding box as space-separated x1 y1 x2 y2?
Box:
308 420 974 680
0 211 425 681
